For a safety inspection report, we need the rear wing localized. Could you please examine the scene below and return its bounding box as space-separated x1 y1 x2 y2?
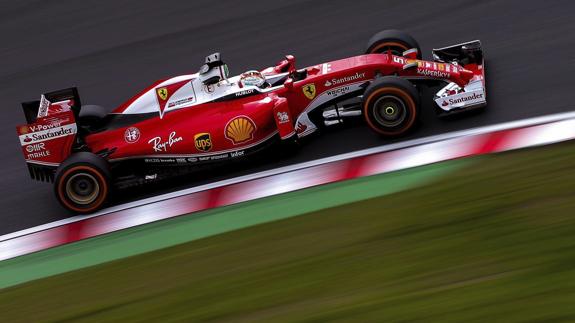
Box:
21 87 82 124
16 88 82 182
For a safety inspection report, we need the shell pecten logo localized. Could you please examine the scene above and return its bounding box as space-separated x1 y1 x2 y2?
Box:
225 116 256 145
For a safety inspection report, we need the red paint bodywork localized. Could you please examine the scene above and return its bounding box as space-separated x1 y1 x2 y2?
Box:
19 52 484 166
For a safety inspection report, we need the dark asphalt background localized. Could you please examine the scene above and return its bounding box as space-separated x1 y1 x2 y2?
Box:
1 0 574 234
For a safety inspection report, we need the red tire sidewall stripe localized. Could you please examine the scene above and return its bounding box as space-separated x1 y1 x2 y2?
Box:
363 87 417 136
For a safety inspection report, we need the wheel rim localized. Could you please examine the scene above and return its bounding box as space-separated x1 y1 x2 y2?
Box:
65 173 100 205
372 95 407 128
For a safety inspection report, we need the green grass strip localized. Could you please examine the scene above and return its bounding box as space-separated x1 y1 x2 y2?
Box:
0 158 466 291
2 142 575 322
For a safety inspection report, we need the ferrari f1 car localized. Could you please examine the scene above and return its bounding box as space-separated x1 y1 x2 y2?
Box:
16 30 486 213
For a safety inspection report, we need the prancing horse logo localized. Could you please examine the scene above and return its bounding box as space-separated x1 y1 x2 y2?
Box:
302 83 316 100
156 87 168 101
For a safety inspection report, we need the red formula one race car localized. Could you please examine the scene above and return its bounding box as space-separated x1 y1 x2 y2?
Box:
16 30 486 213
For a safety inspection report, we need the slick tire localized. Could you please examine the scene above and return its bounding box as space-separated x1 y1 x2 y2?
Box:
365 29 422 58
54 152 111 214
362 76 420 136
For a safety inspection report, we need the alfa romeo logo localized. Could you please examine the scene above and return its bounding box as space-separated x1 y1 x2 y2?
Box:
124 127 140 143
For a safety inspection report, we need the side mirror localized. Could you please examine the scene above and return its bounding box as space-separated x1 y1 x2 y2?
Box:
285 55 296 74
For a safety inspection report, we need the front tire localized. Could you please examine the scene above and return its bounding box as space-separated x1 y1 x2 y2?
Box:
365 29 422 58
54 152 111 214
362 76 420 136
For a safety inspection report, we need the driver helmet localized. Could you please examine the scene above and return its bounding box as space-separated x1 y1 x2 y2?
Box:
239 70 266 88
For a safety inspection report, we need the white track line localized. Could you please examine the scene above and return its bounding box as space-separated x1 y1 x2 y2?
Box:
2 110 575 242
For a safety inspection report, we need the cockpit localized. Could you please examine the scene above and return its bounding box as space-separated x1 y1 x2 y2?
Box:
198 52 309 93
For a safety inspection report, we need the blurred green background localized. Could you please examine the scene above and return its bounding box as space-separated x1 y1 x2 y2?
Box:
1 141 574 322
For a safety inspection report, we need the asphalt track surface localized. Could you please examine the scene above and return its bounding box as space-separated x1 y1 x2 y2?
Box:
1 0 574 235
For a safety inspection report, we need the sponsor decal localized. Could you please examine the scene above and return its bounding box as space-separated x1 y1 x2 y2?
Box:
277 111 290 124
37 94 51 118
19 124 76 145
49 100 73 114
393 56 422 67
322 63 332 74
154 80 192 118
194 132 213 152
417 68 450 78
235 89 255 97
25 117 70 133
326 86 350 97
26 150 51 159
156 87 168 101
393 57 416 64
148 131 183 152
124 127 140 143
26 142 46 153
446 92 484 105
199 154 229 161
225 116 256 145
323 72 366 88
167 96 195 108
436 90 485 111
144 158 177 163
28 123 57 133
19 126 30 135
145 174 157 180
302 83 316 100
144 152 240 164
25 142 51 159
393 56 405 64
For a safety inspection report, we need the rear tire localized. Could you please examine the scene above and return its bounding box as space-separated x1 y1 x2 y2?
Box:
365 29 422 58
54 152 111 214
362 76 420 136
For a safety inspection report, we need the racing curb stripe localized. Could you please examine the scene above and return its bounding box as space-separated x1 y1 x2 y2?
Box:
1 112 575 261
0 161 464 290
